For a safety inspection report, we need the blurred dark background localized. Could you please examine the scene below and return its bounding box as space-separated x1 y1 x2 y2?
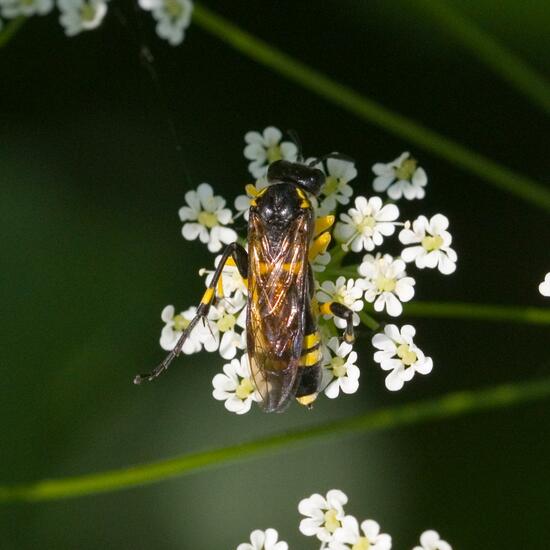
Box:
1 1 549 548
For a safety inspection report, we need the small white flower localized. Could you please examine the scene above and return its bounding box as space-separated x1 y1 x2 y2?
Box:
359 254 415 317
311 157 356 215
372 152 427 200
311 250 331 273
179 182 237 253
329 516 392 550
538 272 550 297
212 354 259 414
412 530 452 550
0 0 52 17
207 301 246 360
399 214 457 275
334 196 399 252
322 337 360 399
316 276 365 329
138 0 192 46
236 528 288 550
244 126 298 178
57 0 108 36
298 489 349 542
372 324 433 391
159 305 205 354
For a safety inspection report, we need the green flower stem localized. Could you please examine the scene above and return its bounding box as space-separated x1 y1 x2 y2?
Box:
359 310 380 331
193 4 550 213
404 301 550 326
1 376 549 503
414 0 550 115
0 17 25 48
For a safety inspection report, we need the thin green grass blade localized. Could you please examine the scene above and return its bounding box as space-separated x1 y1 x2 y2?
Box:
193 4 550 213
414 0 550 115
1 376 549 503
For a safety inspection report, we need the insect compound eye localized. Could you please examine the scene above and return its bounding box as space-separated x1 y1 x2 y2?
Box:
302 167 325 197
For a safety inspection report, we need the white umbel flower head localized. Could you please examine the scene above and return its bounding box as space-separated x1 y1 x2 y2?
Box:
212 354 259 414
329 516 392 550
312 157 356 215
334 196 399 252
179 182 237 253
372 324 433 391
159 305 204 354
207 301 246 360
244 126 298 178
359 254 415 317
399 214 457 275
236 528 288 550
0 0 52 17
138 0 192 46
298 489 349 542
322 337 360 399
234 177 269 221
538 272 550 297
412 530 452 550
311 250 331 273
57 0 108 35
316 276 365 329
372 152 427 200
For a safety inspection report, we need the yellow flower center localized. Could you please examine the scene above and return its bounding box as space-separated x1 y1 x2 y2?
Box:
395 158 417 180
421 234 444 252
235 377 255 400
173 314 190 331
323 509 341 533
216 313 236 333
376 276 396 292
321 176 340 196
164 0 183 18
266 144 283 163
197 211 219 228
80 3 96 21
331 356 347 378
397 343 417 366
356 215 376 234
352 537 371 550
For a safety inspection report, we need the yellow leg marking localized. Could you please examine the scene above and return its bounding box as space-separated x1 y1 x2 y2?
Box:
245 183 258 197
296 393 318 406
314 215 335 237
299 348 322 366
344 332 355 344
201 287 215 305
226 257 237 267
309 232 331 261
216 278 224 299
303 331 320 349
319 302 333 316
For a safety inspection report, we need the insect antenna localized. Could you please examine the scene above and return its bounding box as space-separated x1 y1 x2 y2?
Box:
307 152 356 167
134 316 203 384
287 129 304 163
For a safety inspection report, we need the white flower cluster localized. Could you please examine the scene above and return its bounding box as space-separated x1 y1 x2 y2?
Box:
0 0 193 44
236 488 452 550
158 126 457 413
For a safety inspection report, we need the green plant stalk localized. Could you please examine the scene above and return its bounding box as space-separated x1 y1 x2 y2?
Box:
1 376 549 503
414 0 550 115
0 17 25 48
404 301 550 325
192 4 550 213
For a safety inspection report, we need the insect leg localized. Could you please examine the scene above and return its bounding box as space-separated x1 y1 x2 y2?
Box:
134 242 248 384
319 301 355 344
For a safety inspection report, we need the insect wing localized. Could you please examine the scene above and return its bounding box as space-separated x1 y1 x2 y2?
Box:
247 211 312 412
